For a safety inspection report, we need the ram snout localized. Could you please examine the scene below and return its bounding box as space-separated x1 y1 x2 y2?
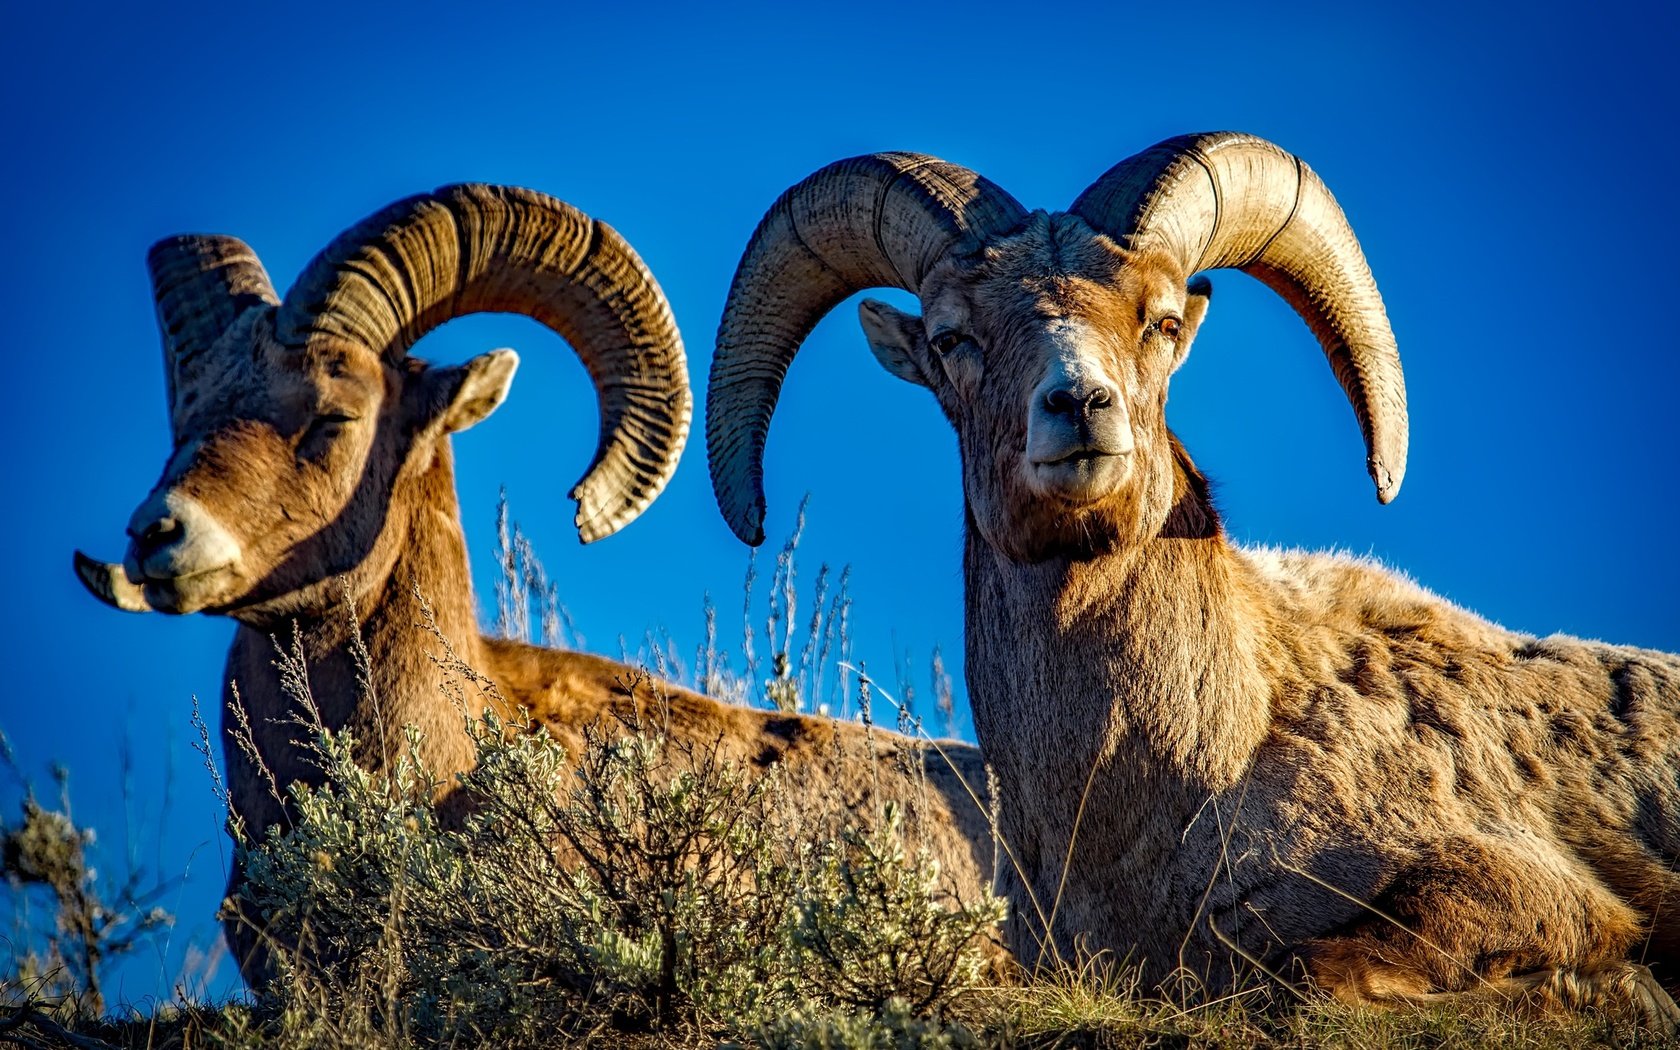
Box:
1024 323 1133 502
76 488 244 614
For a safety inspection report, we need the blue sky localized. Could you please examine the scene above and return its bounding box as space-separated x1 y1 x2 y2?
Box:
3 0 1676 1006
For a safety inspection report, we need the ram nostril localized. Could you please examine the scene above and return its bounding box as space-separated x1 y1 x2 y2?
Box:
1044 387 1114 418
1044 389 1081 416
136 517 183 555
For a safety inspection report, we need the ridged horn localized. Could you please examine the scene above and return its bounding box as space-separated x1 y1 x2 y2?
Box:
148 236 278 425
73 551 151 613
274 184 689 543
708 154 1027 545
1071 132 1408 503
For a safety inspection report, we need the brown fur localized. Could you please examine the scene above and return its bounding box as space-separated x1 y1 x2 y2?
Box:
858 213 1680 1024
98 307 994 982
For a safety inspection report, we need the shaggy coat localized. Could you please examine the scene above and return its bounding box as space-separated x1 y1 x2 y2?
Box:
77 186 994 982
706 137 1680 1025
885 231 1680 1014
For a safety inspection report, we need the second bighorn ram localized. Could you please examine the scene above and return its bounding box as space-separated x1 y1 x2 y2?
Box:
708 133 1680 1024
75 184 993 981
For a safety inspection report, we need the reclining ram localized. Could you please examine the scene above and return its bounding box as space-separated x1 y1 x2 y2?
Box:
74 184 993 981
706 132 1680 1027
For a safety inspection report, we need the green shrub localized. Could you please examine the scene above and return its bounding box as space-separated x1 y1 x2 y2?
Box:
229 652 1003 1046
794 803 1004 1015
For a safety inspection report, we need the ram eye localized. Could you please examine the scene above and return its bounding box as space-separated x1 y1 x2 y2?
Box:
929 331 964 356
297 412 357 455
1158 316 1182 340
313 412 358 431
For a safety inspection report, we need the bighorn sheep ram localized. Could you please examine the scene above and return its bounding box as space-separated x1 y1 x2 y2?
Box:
707 133 1680 1024
73 184 992 980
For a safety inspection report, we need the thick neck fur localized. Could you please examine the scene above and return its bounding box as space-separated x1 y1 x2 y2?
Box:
963 436 1278 936
221 442 490 837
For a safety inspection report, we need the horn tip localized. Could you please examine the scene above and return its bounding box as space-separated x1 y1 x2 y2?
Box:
72 549 99 583
1371 460 1404 504
732 504 767 547
571 487 650 546
737 522 766 547
575 519 614 545
716 483 767 546
73 550 152 612
571 502 612 545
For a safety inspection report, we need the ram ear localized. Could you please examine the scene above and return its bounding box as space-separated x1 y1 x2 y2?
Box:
858 299 929 387
1172 275 1213 374
418 349 520 435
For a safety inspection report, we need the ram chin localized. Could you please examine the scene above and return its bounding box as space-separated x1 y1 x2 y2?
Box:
138 568 239 615
1028 451 1129 503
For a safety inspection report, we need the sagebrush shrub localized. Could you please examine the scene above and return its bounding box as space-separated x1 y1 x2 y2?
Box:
230 655 1003 1046
794 803 1004 1015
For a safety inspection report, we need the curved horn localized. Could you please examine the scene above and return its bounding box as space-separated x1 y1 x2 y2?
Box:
274 184 689 543
1071 132 1408 503
148 236 278 425
73 551 151 613
708 154 1027 545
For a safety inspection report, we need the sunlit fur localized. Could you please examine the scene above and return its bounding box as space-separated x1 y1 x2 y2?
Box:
864 217 1207 564
96 306 994 982
862 212 1680 1024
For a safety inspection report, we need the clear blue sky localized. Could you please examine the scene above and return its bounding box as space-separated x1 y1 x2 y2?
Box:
3 0 1676 1006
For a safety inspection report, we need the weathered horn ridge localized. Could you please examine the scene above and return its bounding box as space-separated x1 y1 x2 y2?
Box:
72 550 152 613
1071 132 1408 503
708 154 1027 545
274 184 690 543
149 235 279 424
